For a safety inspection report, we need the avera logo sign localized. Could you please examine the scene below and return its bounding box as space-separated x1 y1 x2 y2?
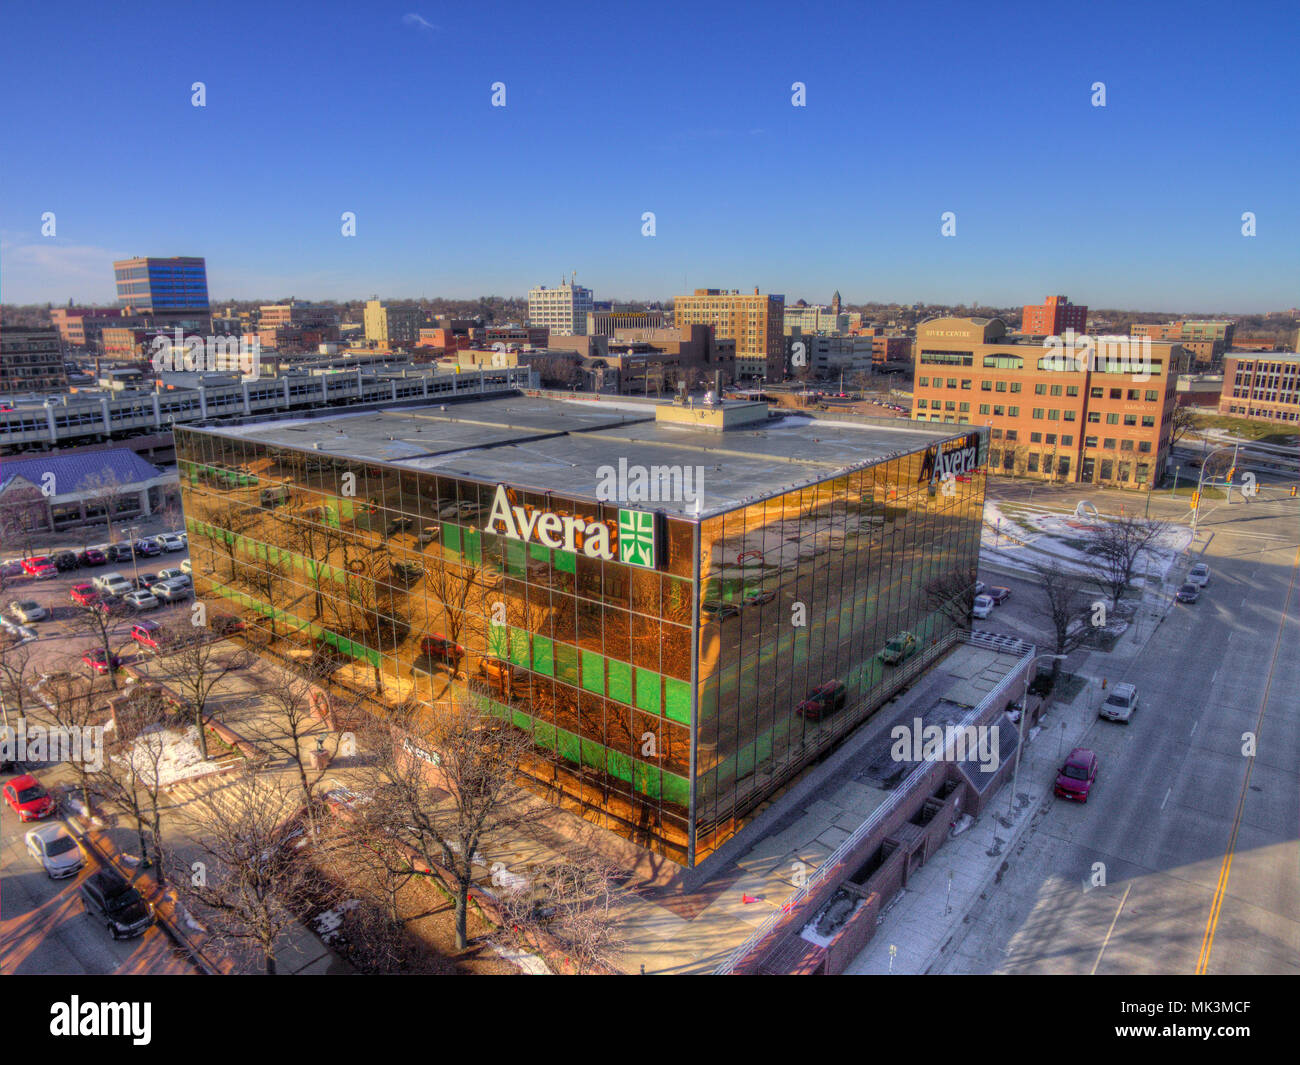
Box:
920 433 980 484
618 508 655 568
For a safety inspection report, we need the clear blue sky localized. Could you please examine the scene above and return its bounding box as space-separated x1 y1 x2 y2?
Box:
1 0 1296 311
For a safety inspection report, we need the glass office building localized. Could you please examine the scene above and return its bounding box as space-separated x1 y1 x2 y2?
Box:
113 256 210 316
175 396 985 866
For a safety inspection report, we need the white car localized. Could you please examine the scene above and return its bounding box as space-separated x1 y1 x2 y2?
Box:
155 568 189 584
153 578 191 603
1100 682 1139 723
123 589 160 611
9 599 49 623
25 823 85 879
93 572 133 597
180 559 192 575
971 594 994 619
1187 563 1211 587
158 533 186 552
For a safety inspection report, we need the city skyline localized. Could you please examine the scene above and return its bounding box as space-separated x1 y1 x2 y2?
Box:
1 0 1297 311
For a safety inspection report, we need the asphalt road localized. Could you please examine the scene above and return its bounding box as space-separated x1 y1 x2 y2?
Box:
939 485 1300 974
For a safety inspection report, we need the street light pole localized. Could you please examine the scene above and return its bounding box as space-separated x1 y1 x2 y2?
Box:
1008 652 1067 816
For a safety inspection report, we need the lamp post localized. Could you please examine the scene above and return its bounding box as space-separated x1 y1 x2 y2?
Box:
1007 652 1067 816
127 525 141 588
1191 444 1241 536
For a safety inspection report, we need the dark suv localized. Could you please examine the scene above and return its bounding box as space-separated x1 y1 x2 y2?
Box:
79 869 155 939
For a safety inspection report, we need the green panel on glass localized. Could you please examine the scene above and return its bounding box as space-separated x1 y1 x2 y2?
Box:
554 643 579 686
606 660 632 704
634 761 661 799
662 773 690 807
339 498 355 521
581 739 605 770
442 523 460 554
607 749 633 784
663 677 691 724
531 635 554 676
554 549 576 574
529 542 550 563
737 742 756 779
508 628 530 667
486 624 508 660
511 710 532 732
557 729 581 764
635 668 662 715
464 530 482 564
533 720 557 751
580 650 605 695
505 539 527 577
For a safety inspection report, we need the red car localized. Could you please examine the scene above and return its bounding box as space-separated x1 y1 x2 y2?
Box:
796 681 847 720
210 614 246 636
82 648 122 674
21 556 52 575
417 634 464 672
31 562 58 580
70 583 99 606
3 774 56 821
1054 748 1098 803
130 621 168 652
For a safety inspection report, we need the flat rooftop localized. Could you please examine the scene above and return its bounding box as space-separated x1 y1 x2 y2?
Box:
199 394 965 517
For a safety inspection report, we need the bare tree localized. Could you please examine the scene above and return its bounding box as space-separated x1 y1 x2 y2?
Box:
152 623 251 760
0 480 49 558
198 499 261 581
1170 405 1199 450
169 768 315 975
33 669 103 810
81 469 132 547
1028 561 1092 681
93 687 176 881
67 599 129 692
924 564 980 627
1086 515 1169 609
363 695 537 951
241 557 288 641
326 807 420 925
499 851 631 974
0 639 40 727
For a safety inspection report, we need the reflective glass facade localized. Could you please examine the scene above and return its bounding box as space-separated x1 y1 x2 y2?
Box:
175 425 984 866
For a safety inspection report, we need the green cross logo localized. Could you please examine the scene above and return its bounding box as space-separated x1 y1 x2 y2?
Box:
618 508 656 568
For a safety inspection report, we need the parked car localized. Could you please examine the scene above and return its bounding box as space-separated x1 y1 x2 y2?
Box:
744 588 777 607
132 573 159 591
1099 682 1139 723
8 600 49 623
134 539 162 557
1054 748 1098 803
796 680 847 720
82 648 122 674
93 573 133 597
987 586 1012 604
971 594 994 619
974 580 987 597
209 613 245 636
1187 563 1211 587
105 543 135 563
3 774 56 821
1176 583 1200 603
77 548 107 567
152 578 191 603
52 551 80 572
25 823 85 879
155 568 188 584
130 620 174 652
703 602 741 622
180 559 193 575
416 634 465 672
123 589 160 611
70 583 100 607
0 560 24 578
79 869 155 940
158 533 186 552
21 556 53 576
389 560 424 584
879 631 918 665
29 561 58 581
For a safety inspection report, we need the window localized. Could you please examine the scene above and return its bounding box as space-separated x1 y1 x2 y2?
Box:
1103 438 1117 449
1057 456 1070 477
959 402 969 412
1066 385 1079 396
1144 390 1159 402
978 403 990 415
1127 389 1140 400
1009 381 1022 393
1032 408 1044 419
1085 436 1098 448
1118 463 1131 482
1047 409 1060 421
1063 410 1076 421
917 399 927 409
961 379 972 390
1035 383 1047 395
1050 384 1063 396
996 381 1008 392
1123 414 1137 426
1004 429 1018 441
993 405 1005 416
1120 439 1134 451
947 379 957 388
1141 415 1154 427
1030 432 1042 443
1137 463 1150 483
1027 454 1040 472
1090 387 1104 398
1138 441 1152 453
1087 412 1101 423
1061 435 1073 446
945 401 956 411
918 377 929 387
980 380 992 391
1008 405 1019 416
1045 433 1056 445
1110 388 1122 399
988 449 1001 466
1100 459 1113 480
1106 413 1119 425
991 428 1003 438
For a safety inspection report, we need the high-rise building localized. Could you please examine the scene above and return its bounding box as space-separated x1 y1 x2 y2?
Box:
1219 353 1300 423
674 288 786 381
363 299 425 346
0 326 68 394
586 310 665 338
113 256 210 322
528 279 594 336
1021 295 1088 337
911 316 1180 490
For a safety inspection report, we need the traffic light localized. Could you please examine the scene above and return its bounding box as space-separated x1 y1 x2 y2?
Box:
1190 491 1200 508
1226 466 1235 482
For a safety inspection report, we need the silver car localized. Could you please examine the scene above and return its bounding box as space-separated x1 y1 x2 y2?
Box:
25 823 86 879
9 599 49 623
1099 682 1139 723
1187 563 1211 587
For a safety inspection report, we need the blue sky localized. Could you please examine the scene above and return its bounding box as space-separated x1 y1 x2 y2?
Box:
1 0 1296 311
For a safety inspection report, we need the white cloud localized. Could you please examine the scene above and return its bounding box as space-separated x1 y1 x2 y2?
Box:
0 239 120 304
401 12 438 32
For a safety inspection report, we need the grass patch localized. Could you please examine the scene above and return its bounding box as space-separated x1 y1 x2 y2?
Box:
1189 414 1299 446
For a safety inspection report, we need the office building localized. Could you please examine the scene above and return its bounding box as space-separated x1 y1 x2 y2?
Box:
529 279 594 337
674 288 786 381
364 299 425 346
587 310 666 338
1021 295 1088 336
1219 353 1300 423
113 256 210 322
175 395 984 865
0 326 68 394
911 317 1180 489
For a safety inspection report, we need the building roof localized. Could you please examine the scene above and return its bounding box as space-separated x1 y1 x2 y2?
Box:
0 448 163 496
191 395 966 518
